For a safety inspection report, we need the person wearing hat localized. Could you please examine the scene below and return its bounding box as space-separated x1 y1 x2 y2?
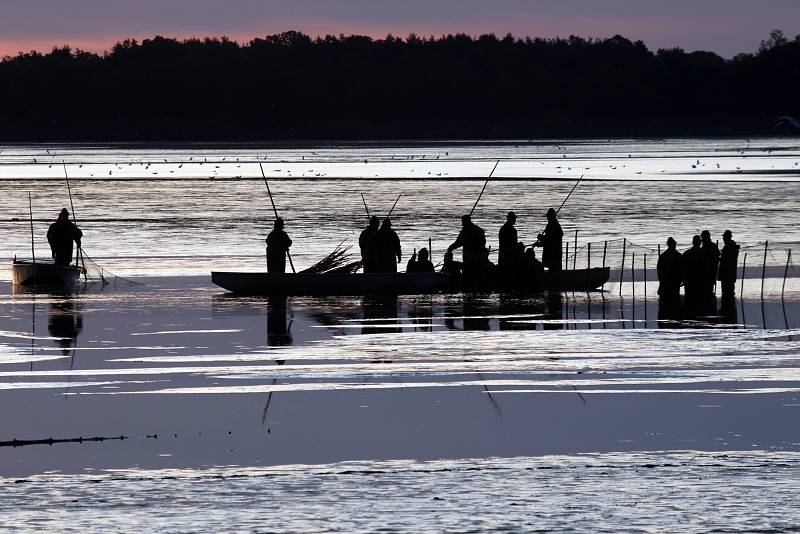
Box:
657 237 683 300
265 217 292 273
372 218 402 273
46 208 82 266
700 229 721 297
682 235 705 312
535 207 563 273
498 211 519 272
359 215 380 273
718 230 740 299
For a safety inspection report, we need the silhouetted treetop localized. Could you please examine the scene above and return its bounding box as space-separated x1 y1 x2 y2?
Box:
0 30 797 140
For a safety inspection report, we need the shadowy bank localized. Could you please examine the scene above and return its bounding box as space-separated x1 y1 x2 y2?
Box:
0 30 798 141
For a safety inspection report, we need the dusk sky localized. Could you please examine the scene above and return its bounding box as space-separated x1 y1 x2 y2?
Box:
1 0 798 58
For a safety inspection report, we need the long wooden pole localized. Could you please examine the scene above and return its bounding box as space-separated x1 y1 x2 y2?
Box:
387 194 402 218
361 193 371 219
619 238 626 296
556 174 584 215
469 160 500 216
63 162 86 273
259 163 295 273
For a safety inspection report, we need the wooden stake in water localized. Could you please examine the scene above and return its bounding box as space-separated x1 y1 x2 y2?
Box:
565 241 569 271
28 192 36 287
740 252 747 298
761 241 769 300
782 249 792 300
573 229 578 271
631 252 635 299
586 242 591 291
619 238 626 296
643 253 648 323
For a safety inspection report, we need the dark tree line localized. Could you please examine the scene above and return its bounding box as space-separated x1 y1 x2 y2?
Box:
0 30 797 141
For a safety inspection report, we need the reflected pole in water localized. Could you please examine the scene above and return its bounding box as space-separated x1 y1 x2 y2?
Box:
741 252 747 299
782 249 792 300
761 241 769 300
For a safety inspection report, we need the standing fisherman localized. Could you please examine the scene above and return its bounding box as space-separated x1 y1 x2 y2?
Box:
657 237 683 300
265 218 292 273
359 216 380 273
535 208 563 273
47 208 82 266
718 230 740 299
372 218 402 273
700 230 721 297
448 214 489 281
498 211 518 271
682 235 704 312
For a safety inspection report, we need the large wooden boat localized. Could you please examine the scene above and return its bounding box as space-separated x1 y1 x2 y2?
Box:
11 258 84 288
211 267 610 296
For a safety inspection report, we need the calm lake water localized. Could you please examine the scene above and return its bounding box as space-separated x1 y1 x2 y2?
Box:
0 138 799 532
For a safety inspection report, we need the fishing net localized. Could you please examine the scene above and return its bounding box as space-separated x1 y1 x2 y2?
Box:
78 248 144 287
556 236 799 299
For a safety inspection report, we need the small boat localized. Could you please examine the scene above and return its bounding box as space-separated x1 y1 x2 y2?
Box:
11 257 85 288
212 271 456 296
212 267 610 296
548 267 611 292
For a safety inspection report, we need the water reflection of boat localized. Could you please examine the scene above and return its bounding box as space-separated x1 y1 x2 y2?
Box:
12 258 84 288
211 267 609 296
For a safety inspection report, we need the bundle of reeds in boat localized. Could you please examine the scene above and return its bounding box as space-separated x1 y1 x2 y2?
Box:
300 244 361 274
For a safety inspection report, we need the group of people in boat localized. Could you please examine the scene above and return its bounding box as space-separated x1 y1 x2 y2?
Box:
265 208 565 288
657 229 740 307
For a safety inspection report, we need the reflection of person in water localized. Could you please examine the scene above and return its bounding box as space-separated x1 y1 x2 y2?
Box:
48 300 83 356
544 292 564 330
361 296 399 336
266 296 292 347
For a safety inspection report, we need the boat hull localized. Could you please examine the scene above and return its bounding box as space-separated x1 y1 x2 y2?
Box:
547 267 611 292
11 260 83 288
211 267 609 296
212 272 456 296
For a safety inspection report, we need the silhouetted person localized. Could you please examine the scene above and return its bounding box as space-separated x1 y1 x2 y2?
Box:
498 211 518 270
359 215 380 273
441 250 462 276
682 235 704 313
47 208 82 266
700 230 720 297
265 217 292 273
718 230 740 299
372 218 401 273
448 214 489 281
406 247 435 273
524 247 545 289
657 237 683 300
536 208 563 272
